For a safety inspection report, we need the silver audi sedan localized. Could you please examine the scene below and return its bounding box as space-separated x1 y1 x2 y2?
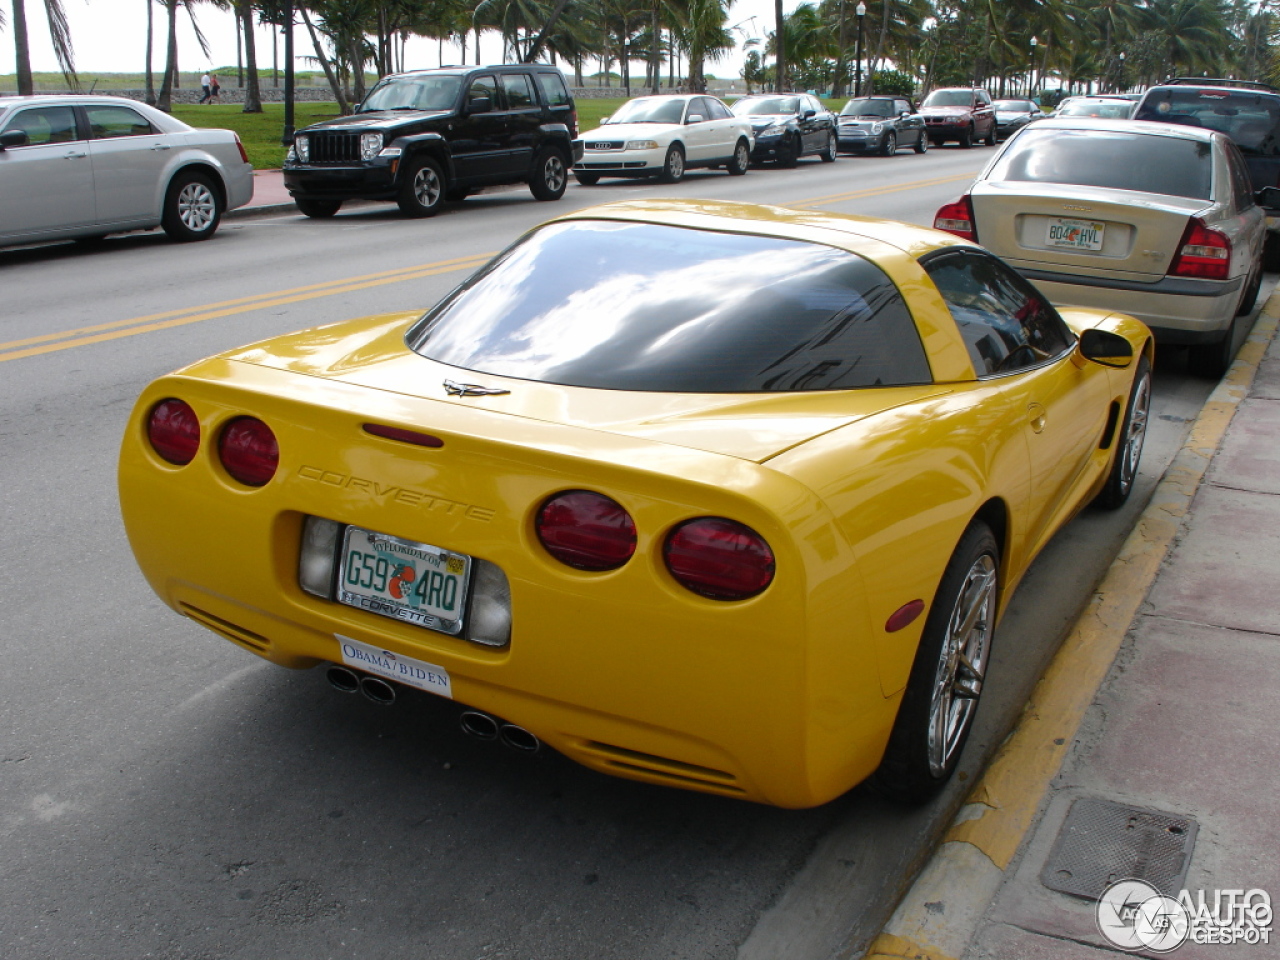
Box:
0 95 254 248
934 117 1267 376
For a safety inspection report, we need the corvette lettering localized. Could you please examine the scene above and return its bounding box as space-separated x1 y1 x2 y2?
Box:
297 465 495 521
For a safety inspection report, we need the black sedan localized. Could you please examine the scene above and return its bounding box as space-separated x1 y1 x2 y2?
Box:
730 94 838 166
992 98 1043 140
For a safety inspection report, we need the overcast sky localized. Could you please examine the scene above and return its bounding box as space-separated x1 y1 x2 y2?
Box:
3 0 790 80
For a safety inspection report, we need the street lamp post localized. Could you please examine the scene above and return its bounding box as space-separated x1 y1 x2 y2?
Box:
854 2 866 98
282 0 295 145
1030 36 1038 100
1118 51 1126 93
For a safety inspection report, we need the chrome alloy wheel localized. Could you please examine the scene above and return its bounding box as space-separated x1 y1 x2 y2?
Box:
1116 367 1151 499
926 552 996 776
542 154 566 193
412 164 442 209
177 181 217 233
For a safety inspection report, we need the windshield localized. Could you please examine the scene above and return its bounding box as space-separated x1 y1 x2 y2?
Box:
988 127 1213 199
408 220 931 392
840 98 895 118
923 90 974 108
1134 88 1280 156
1057 100 1133 119
732 97 800 116
359 76 461 112
608 98 688 125
993 100 1033 112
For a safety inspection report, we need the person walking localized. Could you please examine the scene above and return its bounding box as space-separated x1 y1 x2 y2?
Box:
209 74 221 104
198 72 212 104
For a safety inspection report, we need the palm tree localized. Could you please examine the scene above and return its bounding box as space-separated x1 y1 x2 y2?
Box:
7 0 78 94
239 0 263 111
677 0 735 93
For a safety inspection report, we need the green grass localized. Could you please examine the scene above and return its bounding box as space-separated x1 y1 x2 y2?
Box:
173 102 344 169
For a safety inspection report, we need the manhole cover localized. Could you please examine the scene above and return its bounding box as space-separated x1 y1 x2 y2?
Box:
1041 797 1197 900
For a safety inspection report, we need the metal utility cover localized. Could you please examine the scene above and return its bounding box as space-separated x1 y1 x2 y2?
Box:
1041 797 1198 900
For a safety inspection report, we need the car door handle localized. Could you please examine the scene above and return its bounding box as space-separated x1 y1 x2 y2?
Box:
63 150 88 159
1027 402 1047 433
151 143 172 151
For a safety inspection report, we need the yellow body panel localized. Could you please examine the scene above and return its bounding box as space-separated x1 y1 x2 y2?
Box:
118 200 1152 807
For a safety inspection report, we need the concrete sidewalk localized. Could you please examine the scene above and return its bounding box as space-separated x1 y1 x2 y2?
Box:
867 297 1280 959
233 168 295 216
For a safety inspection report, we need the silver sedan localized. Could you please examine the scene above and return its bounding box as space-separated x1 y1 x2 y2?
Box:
0 95 253 248
934 118 1267 376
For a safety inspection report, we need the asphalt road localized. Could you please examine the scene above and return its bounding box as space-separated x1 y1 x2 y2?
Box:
0 145 1253 960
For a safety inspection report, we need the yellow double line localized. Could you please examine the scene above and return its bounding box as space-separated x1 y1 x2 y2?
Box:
0 252 494 364
2 169 978 364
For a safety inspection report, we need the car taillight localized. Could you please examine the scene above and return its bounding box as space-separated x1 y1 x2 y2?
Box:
234 134 249 164
218 417 279 486
147 398 201 465
663 517 775 601
536 491 636 571
934 195 978 241
1169 217 1231 280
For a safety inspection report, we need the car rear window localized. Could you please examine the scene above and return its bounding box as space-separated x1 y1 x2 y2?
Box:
988 127 1213 199
408 220 931 392
1134 88 1280 156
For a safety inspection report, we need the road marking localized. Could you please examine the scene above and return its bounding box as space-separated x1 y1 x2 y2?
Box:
2 170 979 363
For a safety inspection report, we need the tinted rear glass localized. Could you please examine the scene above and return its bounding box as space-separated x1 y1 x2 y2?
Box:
408 220 931 392
988 127 1213 199
1135 88 1280 156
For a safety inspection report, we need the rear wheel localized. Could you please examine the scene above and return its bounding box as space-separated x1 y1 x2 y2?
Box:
295 198 342 218
914 131 929 154
529 147 568 201
396 156 445 217
1188 318 1239 379
727 138 750 176
876 521 999 803
984 123 996 146
658 144 685 184
574 171 600 186
161 170 221 242
880 131 897 156
1095 356 1151 509
821 131 838 162
1236 255 1264 316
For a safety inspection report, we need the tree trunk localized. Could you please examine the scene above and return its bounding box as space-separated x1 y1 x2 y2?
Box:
236 8 244 86
13 0 33 96
300 7 351 114
145 0 156 104
157 0 178 111
773 0 786 92
241 0 262 112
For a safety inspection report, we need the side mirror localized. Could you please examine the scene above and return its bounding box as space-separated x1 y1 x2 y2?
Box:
686 114 705 124
1079 329 1134 368
1255 185 1280 211
802 108 816 119
0 129 29 149
467 96 492 114
600 115 612 125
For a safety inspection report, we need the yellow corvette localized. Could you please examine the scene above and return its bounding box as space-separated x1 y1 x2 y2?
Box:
119 199 1152 808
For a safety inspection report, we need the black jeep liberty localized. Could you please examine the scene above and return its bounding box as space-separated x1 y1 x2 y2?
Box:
284 65 582 218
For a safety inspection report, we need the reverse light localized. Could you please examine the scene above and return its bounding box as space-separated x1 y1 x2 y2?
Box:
934 195 978 242
299 515 342 598
218 417 279 487
536 491 637 571
466 559 512 647
663 517 775 601
1169 217 1231 280
147 398 200 465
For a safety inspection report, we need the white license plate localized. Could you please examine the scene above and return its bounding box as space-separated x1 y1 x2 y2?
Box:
1046 218 1105 251
337 526 469 635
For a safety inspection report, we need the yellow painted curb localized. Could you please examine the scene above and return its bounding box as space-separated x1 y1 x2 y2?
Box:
867 301 1279 956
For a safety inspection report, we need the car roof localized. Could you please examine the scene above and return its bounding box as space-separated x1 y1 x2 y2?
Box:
386 64 560 80
1024 116 1221 143
0 94 154 108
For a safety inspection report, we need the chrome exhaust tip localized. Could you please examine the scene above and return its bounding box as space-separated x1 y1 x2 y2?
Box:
358 675 397 705
459 710 500 741
499 723 541 754
326 666 360 694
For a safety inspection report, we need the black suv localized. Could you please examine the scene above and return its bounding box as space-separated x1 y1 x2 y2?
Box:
1133 79 1280 191
284 64 581 218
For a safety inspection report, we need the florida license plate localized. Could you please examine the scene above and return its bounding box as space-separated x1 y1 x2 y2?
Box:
337 526 469 635
1046 218 1105 251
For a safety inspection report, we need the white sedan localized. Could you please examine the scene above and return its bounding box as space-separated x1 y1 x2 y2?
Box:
0 95 254 249
574 94 754 184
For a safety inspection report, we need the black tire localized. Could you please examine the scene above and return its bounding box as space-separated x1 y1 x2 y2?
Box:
984 123 996 146
820 131 838 162
930 136 944 148
727 138 750 176
574 171 600 186
914 131 929 154
1236 256 1263 317
1095 355 1151 509
780 134 800 167
161 170 222 242
397 156 445 217
880 131 897 157
875 521 999 804
1188 318 1239 379
295 198 342 218
658 144 685 184
958 125 974 149
529 147 568 201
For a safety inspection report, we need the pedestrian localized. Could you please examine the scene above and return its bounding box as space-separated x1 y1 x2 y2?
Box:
210 74 221 104
199 72 212 104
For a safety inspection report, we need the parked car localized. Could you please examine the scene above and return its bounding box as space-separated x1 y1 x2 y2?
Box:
1133 78 1280 191
934 117 1268 376
729 93 837 165
920 87 996 147
992 98 1043 139
0 95 252 248
836 95 928 155
119 198 1152 808
282 64 580 218
575 95 753 184
1054 96 1135 119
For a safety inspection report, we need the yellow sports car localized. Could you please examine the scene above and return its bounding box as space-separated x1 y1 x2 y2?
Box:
119 199 1152 808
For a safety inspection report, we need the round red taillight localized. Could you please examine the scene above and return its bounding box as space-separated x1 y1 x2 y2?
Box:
218 417 279 487
147 398 201 465
536 490 636 571
664 517 775 601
